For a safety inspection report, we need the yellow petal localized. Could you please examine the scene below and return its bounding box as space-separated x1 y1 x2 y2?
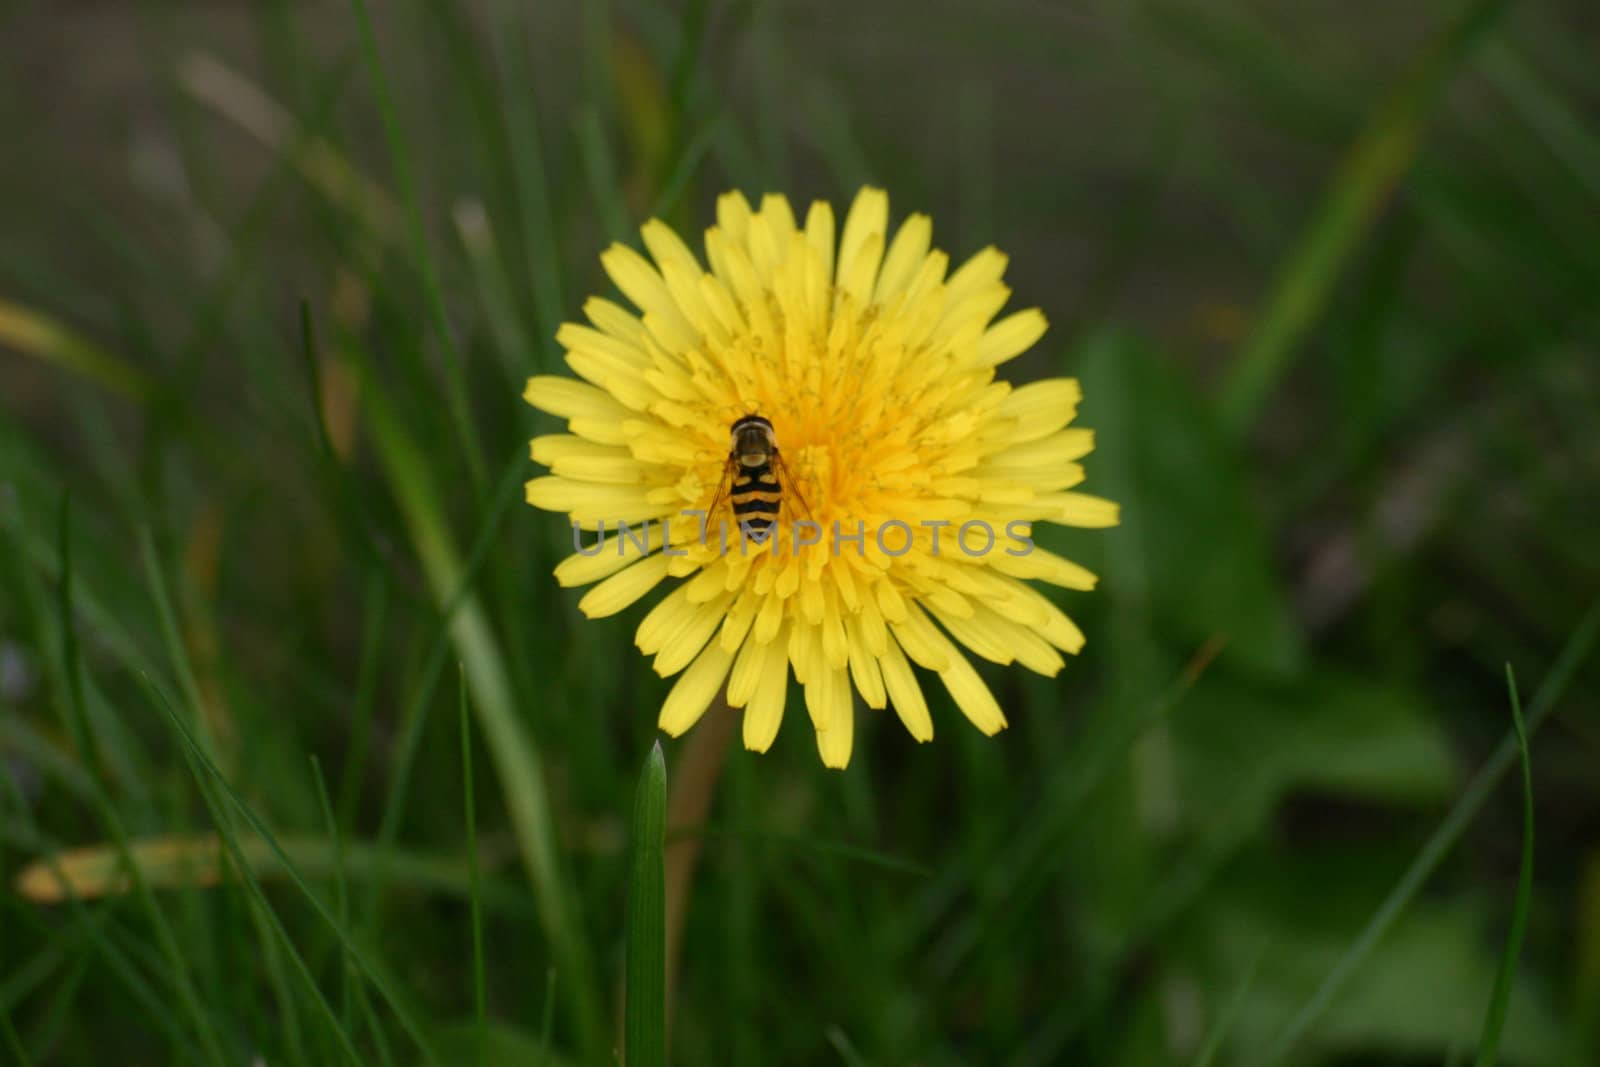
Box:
879 637 932 742
583 296 648 342
990 548 1100 590
599 242 698 352
531 434 599 464
524 376 628 422
1033 492 1120 528
636 584 697 655
553 521 663 587
576 554 670 618
887 603 951 672
758 193 798 240
944 246 1008 305
742 624 790 752
837 232 883 310
808 664 854 769
788 618 823 688
938 283 1010 342
937 602 1064 677
753 591 785 644
726 629 765 707
844 613 887 709
837 186 889 295
547 450 648 485
924 601 1013 666
819 584 848 670
640 218 703 277
874 577 909 624
939 653 1008 736
524 478 672 526
804 200 836 280
875 213 932 304
718 588 761 653
715 189 754 246
556 322 650 369
996 577 1086 654
982 428 1095 471
653 592 735 676
975 308 1048 367
857 588 889 656
990 379 1082 443
658 639 734 736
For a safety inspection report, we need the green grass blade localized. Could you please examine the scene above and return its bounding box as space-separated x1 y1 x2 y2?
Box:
1482 42 1600 203
347 0 487 491
56 504 232 1066
669 825 930 878
824 1025 871 1067
1192 943 1267 1067
486 0 565 369
354 358 603 1057
0 828 209 1065
1262 597 1599 1062
625 742 668 1067
648 115 723 221
240 888 310 1067
145 678 442 1065
308 755 354 1031
460 668 488 1067
1475 665 1535 1067
138 527 218 761
576 105 632 242
1216 0 1514 437
335 567 389 836
537 968 558 1066
454 201 537 380
1 796 36 1067
0 1007 30 1067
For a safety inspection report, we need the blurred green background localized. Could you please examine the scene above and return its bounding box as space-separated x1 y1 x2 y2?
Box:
3 0 1599 1064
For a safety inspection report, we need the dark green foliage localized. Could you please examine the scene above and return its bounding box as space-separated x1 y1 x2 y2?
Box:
1 0 1597 1064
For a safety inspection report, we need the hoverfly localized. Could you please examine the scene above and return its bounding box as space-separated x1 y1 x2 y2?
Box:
705 414 812 541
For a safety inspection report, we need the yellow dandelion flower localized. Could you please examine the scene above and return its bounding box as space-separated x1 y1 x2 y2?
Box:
525 187 1118 768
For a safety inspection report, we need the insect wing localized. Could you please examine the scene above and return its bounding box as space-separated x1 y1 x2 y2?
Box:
702 455 739 537
771 449 815 526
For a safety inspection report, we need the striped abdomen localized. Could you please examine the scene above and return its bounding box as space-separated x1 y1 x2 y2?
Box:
730 460 781 533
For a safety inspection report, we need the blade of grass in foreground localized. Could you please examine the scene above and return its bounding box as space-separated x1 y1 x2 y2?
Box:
626 743 668 1067
1475 666 1535 1067
461 670 488 1067
1261 598 1598 1063
1216 0 1514 438
341 325 604 1056
0 800 208 1063
308 756 354 1031
158 688 364 1066
147 678 441 1064
54 504 231 1066
312 294 604 1062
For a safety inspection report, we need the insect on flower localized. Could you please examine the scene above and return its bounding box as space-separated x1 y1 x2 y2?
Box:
525 187 1118 768
705 413 812 542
